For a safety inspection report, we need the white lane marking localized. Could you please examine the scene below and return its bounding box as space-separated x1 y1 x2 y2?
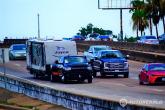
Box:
110 83 126 86
152 89 164 92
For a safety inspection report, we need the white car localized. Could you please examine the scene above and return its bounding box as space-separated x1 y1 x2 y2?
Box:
84 45 111 62
137 36 159 44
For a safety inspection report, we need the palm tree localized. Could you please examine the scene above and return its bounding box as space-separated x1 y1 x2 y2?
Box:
130 0 148 37
144 0 153 35
145 0 160 37
159 0 165 33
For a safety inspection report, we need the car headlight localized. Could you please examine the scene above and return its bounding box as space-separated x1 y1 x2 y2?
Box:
104 63 108 69
87 66 92 70
124 62 129 68
64 67 71 71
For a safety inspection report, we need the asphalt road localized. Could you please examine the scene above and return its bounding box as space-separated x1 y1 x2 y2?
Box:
0 60 165 109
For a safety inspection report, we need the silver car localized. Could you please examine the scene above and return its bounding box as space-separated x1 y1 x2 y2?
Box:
137 36 159 44
9 44 26 60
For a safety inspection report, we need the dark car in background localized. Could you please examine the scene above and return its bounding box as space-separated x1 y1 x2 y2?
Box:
9 44 26 60
50 56 93 83
159 33 165 44
71 35 85 41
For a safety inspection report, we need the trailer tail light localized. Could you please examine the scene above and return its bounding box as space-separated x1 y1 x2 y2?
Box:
52 72 61 76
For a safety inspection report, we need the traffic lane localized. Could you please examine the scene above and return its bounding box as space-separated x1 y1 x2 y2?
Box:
128 60 145 80
0 60 165 108
0 60 30 78
1 60 165 93
0 60 144 79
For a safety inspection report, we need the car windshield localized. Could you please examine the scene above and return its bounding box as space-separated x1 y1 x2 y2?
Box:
13 45 26 50
149 64 165 71
64 56 87 63
94 47 110 52
145 36 156 39
101 51 124 58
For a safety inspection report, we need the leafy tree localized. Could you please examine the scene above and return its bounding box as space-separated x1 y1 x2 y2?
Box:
79 27 87 36
86 23 93 34
78 23 112 38
145 0 160 37
159 0 165 33
93 27 105 35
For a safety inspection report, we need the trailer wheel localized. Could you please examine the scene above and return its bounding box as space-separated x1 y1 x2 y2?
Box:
34 72 39 79
30 69 33 74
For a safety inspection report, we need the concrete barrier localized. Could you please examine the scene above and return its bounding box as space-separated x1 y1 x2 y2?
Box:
77 42 165 63
0 73 164 110
0 48 9 63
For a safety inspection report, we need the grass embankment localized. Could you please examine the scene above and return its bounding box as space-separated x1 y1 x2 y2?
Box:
0 88 68 110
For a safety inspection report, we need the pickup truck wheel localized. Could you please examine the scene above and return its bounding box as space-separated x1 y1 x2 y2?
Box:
114 74 118 78
88 77 92 83
124 72 129 78
100 71 106 77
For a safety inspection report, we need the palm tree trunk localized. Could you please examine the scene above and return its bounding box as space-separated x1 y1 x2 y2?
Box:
155 24 159 38
163 17 165 33
136 28 139 38
149 18 153 35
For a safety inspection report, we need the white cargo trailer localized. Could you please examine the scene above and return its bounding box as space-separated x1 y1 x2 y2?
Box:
26 39 77 78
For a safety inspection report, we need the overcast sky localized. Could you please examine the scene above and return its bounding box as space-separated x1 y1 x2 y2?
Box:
0 0 164 40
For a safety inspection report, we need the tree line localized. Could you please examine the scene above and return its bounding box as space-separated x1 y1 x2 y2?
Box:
78 23 112 37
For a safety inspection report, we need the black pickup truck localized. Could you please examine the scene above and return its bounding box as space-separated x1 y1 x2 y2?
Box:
50 56 93 83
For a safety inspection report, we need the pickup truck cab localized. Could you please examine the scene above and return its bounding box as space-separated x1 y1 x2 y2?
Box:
84 45 111 62
91 50 129 78
51 56 93 83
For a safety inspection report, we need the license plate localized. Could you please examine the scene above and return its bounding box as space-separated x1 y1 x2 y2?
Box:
114 70 120 72
162 78 165 81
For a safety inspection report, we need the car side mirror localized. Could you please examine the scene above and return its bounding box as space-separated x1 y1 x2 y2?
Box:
89 59 94 64
94 57 98 60
55 60 59 64
142 68 148 72
126 55 129 59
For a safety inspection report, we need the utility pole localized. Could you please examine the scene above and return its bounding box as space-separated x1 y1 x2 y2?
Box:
37 13 40 39
120 9 123 41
